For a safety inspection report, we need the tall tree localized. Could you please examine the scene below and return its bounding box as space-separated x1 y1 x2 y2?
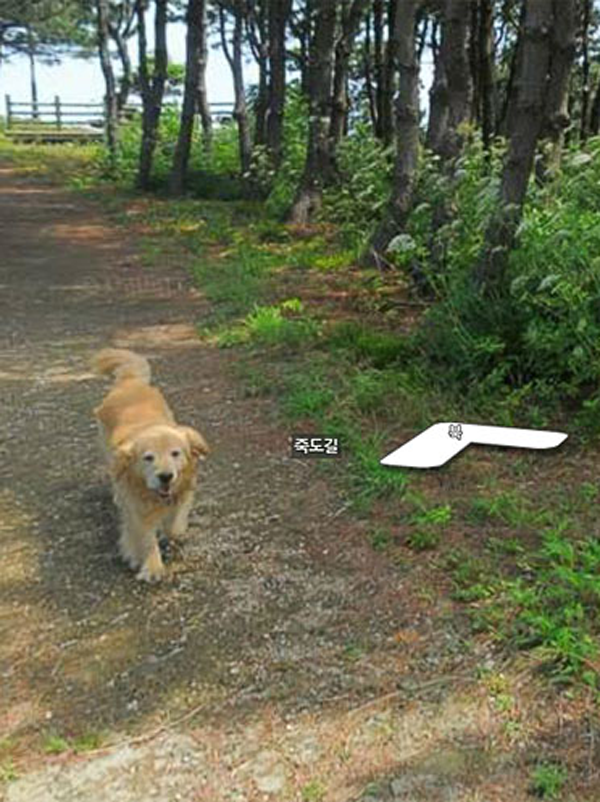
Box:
473 0 577 292
329 0 370 147
26 23 39 118
580 0 592 140
426 0 472 160
136 0 169 190
288 0 337 224
265 0 292 167
477 0 496 154
169 0 210 195
246 1 269 147
539 0 578 176
108 1 136 111
96 0 119 166
219 0 252 175
365 0 422 263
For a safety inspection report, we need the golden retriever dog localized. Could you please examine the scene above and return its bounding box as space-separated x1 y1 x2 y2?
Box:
92 348 209 582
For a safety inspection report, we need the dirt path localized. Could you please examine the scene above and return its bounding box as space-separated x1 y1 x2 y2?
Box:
0 167 513 801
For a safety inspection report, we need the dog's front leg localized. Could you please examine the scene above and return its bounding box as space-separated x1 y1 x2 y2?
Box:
164 490 195 540
119 509 165 583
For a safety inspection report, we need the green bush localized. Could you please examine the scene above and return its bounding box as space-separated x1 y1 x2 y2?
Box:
405 137 600 418
322 123 393 247
265 85 308 217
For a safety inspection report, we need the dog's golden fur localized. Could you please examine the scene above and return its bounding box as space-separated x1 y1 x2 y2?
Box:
92 348 209 582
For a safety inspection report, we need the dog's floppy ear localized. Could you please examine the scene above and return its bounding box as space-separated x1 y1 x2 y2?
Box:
111 440 135 478
180 426 210 459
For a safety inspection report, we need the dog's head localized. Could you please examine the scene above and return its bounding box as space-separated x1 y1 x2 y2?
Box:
114 424 209 500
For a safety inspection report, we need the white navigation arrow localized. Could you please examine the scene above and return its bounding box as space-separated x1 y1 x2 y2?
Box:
380 422 568 469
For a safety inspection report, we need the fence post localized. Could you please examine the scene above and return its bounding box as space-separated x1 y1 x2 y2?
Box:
55 95 62 129
5 95 11 130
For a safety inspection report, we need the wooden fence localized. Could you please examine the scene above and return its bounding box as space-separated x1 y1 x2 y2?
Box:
4 95 235 144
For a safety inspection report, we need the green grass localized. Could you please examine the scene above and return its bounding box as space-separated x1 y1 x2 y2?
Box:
406 529 441 551
42 730 103 756
0 759 18 782
369 526 393 552
301 779 327 802
42 733 70 755
467 490 547 528
0 136 101 186
530 762 568 799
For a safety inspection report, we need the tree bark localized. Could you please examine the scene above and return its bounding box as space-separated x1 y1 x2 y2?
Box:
136 0 168 190
539 0 578 176
498 0 526 137
365 0 422 264
27 25 39 120
473 0 560 292
109 1 135 112
111 25 132 111
580 0 591 141
478 0 496 154
590 79 600 136
329 0 370 147
195 0 212 152
169 0 210 195
288 0 338 224
247 1 269 147
96 0 119 166
379 0 399 145
363 9 378 132
427 0 472 160
265 0 292 168
219 2 252 176
373 0 385 139
426 7 444 149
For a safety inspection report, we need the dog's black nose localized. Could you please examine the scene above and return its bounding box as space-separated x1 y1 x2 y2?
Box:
158 472 174 484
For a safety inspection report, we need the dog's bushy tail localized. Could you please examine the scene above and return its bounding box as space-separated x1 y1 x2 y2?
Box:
92 348 151 384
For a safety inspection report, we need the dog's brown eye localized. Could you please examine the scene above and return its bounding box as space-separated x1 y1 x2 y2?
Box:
171 449 181 458
143 453 155 462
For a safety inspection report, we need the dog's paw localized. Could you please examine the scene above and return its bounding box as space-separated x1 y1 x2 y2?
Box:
119 546 140 571
136 560 166 583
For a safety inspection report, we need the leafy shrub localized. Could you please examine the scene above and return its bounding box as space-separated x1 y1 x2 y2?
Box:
322 123 393 247
265 85 309 217
405 136 600 418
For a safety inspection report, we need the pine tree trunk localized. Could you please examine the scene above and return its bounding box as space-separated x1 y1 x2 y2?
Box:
27 26 39 120
111 27 132 111
580 0 591 141
365 0 422 263
288 0 338 224
169 0 210 195
473 0 556 292
478 0 495 154
265 0 291 168
96 0 119 166
195 0 212 152
249 1 269 148
220 3 252 176
329 0 370 147
373 0 385 140
428 0 472 160
426 8 446 150
136 0 168 190
363 10 378 132
380 0 399 145
540 0 578 176
590 79 600 135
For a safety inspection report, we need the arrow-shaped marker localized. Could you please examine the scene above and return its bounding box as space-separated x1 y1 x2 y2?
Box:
380 422 568 469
